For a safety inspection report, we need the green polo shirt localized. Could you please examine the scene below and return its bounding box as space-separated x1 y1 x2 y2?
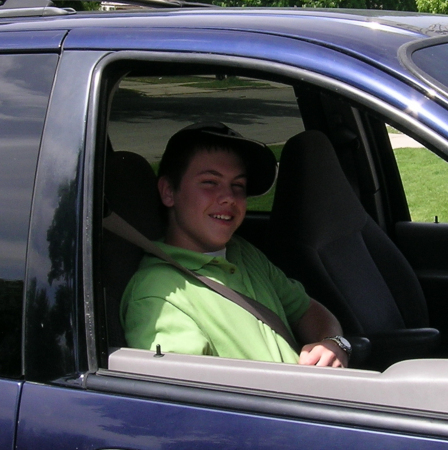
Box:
120 235 310 364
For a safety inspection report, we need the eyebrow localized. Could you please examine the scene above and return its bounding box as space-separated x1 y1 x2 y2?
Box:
197 169 247 180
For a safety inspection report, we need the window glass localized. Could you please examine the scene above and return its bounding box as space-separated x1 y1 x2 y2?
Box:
0 54 57 378
390 127 448 222
411 42 448 94
109 74 303 211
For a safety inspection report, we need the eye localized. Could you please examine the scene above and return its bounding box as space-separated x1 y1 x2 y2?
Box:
233 179 247 189
202 179 218 186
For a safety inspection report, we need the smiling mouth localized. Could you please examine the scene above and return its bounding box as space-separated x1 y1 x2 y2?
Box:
211 214 233 221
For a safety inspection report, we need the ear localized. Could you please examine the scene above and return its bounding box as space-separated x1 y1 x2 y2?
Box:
158 176 175 207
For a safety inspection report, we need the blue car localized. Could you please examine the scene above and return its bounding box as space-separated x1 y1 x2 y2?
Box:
3 0 448 448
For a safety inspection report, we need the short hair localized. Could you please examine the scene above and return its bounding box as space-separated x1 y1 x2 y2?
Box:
158 132 246 190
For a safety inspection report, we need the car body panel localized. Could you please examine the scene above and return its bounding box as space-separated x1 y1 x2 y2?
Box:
64 27 448 148
0 379 21 450
56 10 448 90
15 381 448 449
23 50 108 381
94 13 421 81
0 9 445 64
0 29 66 52
2 6 448 449
2 9 448 102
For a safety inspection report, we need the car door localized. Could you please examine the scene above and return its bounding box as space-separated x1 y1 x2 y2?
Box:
90 27 448 447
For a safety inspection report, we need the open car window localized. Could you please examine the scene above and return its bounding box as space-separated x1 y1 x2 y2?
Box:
108 74 304 213
91 56 448 436
391 128 448 223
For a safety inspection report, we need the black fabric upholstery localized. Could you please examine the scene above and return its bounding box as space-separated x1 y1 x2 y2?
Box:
267 130 438 367
103 151 163 348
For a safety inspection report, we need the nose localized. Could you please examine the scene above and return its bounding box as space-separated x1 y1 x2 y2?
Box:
217 184 236 204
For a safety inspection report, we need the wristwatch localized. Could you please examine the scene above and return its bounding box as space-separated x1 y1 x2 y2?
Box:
323 335 352 358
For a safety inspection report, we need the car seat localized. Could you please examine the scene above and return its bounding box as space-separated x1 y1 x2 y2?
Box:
266 130 440 370
102 149 163 348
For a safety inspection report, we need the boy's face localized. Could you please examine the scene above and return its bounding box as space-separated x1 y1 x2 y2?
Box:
159 148 247 253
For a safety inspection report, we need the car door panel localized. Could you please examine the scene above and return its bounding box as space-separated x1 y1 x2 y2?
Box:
395 221 448 340
14 380 448 449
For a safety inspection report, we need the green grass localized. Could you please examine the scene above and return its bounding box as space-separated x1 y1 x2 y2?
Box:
394 147 448 223
247 144 282 211
386 125 400 134
247 187 276 211
132 76 269 90
151 161 160 175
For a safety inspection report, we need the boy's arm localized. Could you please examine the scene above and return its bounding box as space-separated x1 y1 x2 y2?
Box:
291 299 349 368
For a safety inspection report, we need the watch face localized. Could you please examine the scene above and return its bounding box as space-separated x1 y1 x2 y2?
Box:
323 336 352 355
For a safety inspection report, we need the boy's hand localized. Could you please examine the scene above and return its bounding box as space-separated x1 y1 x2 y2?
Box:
299 340 348 368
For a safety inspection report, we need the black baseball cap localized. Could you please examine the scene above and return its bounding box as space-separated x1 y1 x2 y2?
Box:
163 122 277 197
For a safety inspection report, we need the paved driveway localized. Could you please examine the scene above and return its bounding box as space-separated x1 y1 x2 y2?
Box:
389 133 422 149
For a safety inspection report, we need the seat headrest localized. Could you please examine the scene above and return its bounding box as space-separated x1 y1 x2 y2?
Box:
105 151 163 240
271 130 366 246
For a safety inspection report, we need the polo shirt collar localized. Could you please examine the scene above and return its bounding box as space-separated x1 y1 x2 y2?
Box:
153 240 229 271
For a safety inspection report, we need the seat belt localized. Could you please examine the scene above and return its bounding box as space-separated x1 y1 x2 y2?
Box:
103 211 301 354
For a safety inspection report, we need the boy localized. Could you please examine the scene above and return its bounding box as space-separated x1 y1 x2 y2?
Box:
121 122 350 367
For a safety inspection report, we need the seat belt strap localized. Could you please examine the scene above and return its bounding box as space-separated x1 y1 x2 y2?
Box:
103 211 301 354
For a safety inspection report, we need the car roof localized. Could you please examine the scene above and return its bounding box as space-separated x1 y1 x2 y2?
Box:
2 8 448 36
1 8 447 57
2 8 448 111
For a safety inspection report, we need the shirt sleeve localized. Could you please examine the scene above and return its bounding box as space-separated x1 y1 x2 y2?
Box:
268 266 310 325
